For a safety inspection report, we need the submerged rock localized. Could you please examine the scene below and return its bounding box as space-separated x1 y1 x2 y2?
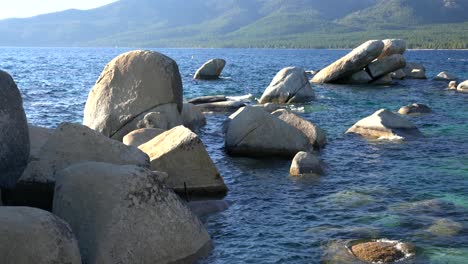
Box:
139 126 228 197
290 151 324 176
426 218 463 236
187 200 230 217
311 40 384 83
346 109 421 139
194 58 226 80
123 128 166 147
351 240 414 263
0 70 30 188
398 103 432 115
403 62 427 79
259 67 315 104
434 71 458 81
457 80 468 92
53 162 212 264
271 109 327 149
225 106 311 158
196 100 246 113
83 50 183 141
188 95 227 105
0 207 81 264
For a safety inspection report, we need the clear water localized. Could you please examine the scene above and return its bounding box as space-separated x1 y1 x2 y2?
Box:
1 47 467 263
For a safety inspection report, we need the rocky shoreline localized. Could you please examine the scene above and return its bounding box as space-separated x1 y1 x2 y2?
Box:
0 39 466 263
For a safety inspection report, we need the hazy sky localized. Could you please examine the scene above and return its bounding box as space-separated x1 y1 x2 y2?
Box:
0 0 118 20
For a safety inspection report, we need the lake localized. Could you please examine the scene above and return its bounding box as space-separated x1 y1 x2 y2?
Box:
1 47 467 263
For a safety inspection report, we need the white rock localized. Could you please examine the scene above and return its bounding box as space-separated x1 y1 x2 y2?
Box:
194 59 226 79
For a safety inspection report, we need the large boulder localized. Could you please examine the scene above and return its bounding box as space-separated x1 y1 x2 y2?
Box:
123 128 166 147
311 40 384 83
290 151 324 176
259 67 315 104
139 126 228 197
10 123 149 210
367 54 406 79
398 103 432 115
403 62 427 79
0 207 81 264
371 74 393 85
53 162 212 264
28 125 54 160
0 70 30 188
194 58 226 80
225 106 311 157
271 109 327 149
182 103 207 131
434 71 458 81
83 50 183 141
346 109 421 139
457 80 468 92
378 39 406 59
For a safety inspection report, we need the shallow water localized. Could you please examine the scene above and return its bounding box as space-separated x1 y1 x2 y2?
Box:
1 47 467 263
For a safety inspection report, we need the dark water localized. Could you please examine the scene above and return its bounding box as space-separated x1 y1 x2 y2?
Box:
1 48 467 263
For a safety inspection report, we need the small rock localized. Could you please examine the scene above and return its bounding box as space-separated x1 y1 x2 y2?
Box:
290 151 324 176
403 62 426 79
312 40 384 83
371 74 393 85
351 240 414 263
448 81 458 90
391 69 406 80
434 71 458 81
136 111 169 130
259 67 315 104
181 103 207 131
0 207 81 264
346 109 421 139
188 95 227 105
194 58 226 80
457 80 468 92
123 128 166 147
53 162 212 264
139 126 228 197
398 103 432 115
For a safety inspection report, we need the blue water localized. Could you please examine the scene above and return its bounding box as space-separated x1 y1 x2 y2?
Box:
1 48 467 263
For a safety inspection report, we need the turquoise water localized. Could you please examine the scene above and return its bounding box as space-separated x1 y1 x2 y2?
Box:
1 48 467 263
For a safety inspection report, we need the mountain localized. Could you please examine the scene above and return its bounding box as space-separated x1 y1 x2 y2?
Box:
0 0 466 48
